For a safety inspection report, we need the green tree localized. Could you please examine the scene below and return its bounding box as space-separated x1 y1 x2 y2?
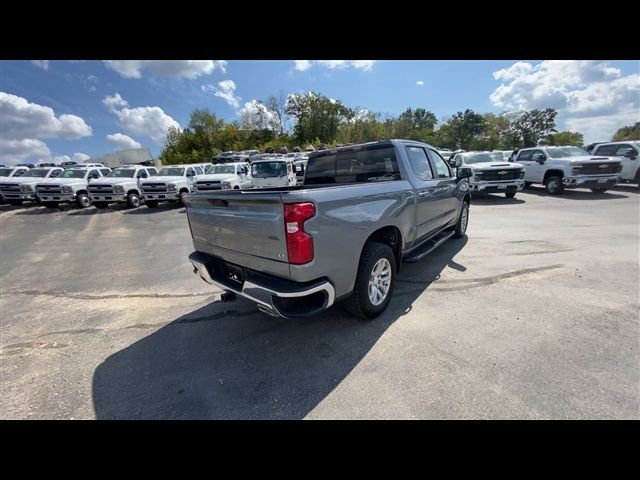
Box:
286 92 354 143
547 130 584 147
444 109 486 149
512 108 558 147
612 122 640 141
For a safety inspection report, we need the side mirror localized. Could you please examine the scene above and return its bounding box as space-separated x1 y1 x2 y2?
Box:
450 157 462 168
535 155 546 164
624 150 638 160
457 167 473 180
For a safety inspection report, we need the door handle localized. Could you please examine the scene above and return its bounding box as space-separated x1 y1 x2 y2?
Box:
418 191 430 197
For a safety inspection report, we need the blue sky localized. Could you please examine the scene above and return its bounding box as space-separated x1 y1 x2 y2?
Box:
1 60 638 164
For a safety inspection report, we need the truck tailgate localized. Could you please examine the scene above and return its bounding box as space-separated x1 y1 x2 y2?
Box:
186 191 288 265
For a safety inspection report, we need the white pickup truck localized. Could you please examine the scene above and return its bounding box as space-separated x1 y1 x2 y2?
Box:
450 151 525 198
513 146 621 194
89 165 158 209
193 162 252 192
591 141 640 188
139 165 204 208
36 167 110 208
0 166 64 206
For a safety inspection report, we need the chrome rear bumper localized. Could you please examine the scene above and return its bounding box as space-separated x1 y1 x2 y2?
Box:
189 251 335 318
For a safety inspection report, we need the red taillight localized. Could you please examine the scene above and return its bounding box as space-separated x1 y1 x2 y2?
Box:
283 202 315 265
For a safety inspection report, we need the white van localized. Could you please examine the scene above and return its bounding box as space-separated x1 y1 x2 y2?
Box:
250 158 298 188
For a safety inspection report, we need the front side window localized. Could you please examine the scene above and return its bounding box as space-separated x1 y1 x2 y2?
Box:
405 146 434 181
428 150 452 178
614 144 636 156
516 150 534 162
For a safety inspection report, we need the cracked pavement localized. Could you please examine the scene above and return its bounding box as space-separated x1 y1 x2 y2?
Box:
1 187 639 419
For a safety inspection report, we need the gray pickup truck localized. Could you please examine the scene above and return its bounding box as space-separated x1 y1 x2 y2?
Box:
187 139 472 319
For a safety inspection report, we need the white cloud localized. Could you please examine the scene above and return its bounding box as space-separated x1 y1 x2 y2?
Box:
0 138 51 164
490 61 640 143
203 80 241 109
31 60 49 71
293 60 375 72
106 133 142 149
103 60 226 79
72 152 91 162
416 80 424 86
240 100 275 129
102 93 180 144
294 60 312 71
0 92 92 140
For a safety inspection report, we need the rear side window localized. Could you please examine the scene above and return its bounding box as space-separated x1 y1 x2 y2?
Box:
305 146 400 185
593 144 618 155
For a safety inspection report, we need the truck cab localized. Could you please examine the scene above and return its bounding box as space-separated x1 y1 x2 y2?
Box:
139 165 200 208
450 151 525 198
89 165 157 209
36 167 108 208
194 162 252 191
0 166 30 179
0 166 64 206
514 145 622 194
250 158 298 188
591 141 640 188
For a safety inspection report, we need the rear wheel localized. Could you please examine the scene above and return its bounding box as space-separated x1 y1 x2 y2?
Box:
590 187 608 194
94 201 109 209
146 200 158 208
76 193 91 208
545 175 564 195
126 193 140 208
345 242 396 319
43 201 59 209
505 192 516 198
7 200 23 206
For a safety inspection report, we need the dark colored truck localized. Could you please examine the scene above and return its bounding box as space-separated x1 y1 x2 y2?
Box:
186 139 472 319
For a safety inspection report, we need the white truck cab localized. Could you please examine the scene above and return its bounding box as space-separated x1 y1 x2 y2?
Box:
250 158 298 188
0 166 30 179
194 162 252 191
591 141 640 188
451 151 525 198
0 167 64 206
140 165 200 208
514 145 622 194
89 165 157 209
36 167 108 208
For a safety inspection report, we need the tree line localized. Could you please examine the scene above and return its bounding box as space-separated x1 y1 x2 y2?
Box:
159 91 639 164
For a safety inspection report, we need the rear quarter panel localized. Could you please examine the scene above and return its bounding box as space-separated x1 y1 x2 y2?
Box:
284 181 416 299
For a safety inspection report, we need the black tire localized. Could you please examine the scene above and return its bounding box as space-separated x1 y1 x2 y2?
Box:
94 201 109 209
126 193 140 208
146 200 158 208
590 187 608 194
178 191 188 207
7 200 23 206
453 201 469 238
344 242 396 319
43 201 59 209
76 193 91 208
505 192 516 198
545 175 564 195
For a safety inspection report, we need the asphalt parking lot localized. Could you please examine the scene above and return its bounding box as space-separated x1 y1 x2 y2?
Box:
1 185 638 419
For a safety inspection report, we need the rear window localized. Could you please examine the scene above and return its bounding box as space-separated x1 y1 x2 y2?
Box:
305 145 400 185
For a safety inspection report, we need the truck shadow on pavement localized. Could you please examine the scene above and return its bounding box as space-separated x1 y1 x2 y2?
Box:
520 186 628 200
123 204 184 214
470 195 526 205
92 237 468 419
